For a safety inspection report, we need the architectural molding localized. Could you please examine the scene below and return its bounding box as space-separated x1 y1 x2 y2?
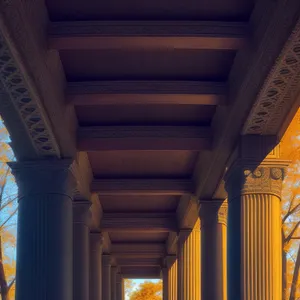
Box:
49 20 247 50
67 80 226 106
0 31 60 157
101 213 177 232
243 18 300 135
78 126 212 151
92 179 193 196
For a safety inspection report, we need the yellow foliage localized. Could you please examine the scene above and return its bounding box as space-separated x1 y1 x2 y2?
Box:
129 281 162 300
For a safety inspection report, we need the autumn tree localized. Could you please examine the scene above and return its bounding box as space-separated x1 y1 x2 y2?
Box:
0 121 17 300
129 280 162 300
281 109 300 300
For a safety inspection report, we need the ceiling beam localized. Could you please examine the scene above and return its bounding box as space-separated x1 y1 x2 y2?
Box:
111 243 165 257
49 21 247 51
117 257 162 266
121 266 161 279
78 126 212 151
67 81 226 106
101 213 177 232
92 179 193 196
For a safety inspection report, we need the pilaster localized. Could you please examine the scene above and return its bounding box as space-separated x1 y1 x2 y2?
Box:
73 200 91 300
199 200 227 300
9 159 75 300
177 219 201 300
90 231 104 300
225 136 289 300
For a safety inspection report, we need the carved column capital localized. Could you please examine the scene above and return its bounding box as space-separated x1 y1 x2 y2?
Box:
103 254 113 266
199 200 228 226
225 160 289 199
9 159 76 199
90 231 104 251
73 200 91 225
165 255 177 269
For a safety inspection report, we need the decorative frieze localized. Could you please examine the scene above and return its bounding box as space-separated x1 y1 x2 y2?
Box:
0 32 60 157
243 19 300 135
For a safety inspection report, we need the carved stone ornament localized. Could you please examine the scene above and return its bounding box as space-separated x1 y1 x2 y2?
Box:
243 19 300 134
0 32 60 157
225 162 287 199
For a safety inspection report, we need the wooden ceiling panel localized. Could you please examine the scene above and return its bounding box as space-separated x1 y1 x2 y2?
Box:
76 105 215 126
100 195 179 213
59 49 236 81
109 232 169 243
88 151 198 178
46 0 254 22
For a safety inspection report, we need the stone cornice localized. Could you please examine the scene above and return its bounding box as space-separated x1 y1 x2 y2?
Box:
243 18 300 135
0 30 60 157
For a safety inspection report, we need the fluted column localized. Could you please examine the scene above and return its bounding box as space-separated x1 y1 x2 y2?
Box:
9 160 75 300
225 137 289 300
103 255 112 300
116 274 124 300
90 231 103 300
73 201 91 300
162 267 168 300
111 266 118 300
166 256 177 300
177 219 201 300
199 200 227 300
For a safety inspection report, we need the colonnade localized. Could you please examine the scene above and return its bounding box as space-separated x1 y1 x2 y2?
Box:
10 138 287 300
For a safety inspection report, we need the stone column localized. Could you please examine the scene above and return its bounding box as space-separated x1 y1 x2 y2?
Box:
162 267 168 300
199 200 227 300
9 160 75 300
116 274 124 300
225 137 289 300
166 256 177 300
90 231 103 300
177 219 201 300
103 255 112 300
73 200 91 300
111 266 118 300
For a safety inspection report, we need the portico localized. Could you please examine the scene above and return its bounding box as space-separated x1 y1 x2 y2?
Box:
0 0 300 300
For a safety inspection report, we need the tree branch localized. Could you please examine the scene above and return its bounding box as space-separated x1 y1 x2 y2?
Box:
285 220 300 244
283 202 300 224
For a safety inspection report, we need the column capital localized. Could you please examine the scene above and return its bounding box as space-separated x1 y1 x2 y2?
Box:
199 199 228 226
225 135 291 199
73 200 91 224
90 231 104 252
116 273 123 283
165 255 177 269
103 254 113 266
9 159 76 198
225 160 289 199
